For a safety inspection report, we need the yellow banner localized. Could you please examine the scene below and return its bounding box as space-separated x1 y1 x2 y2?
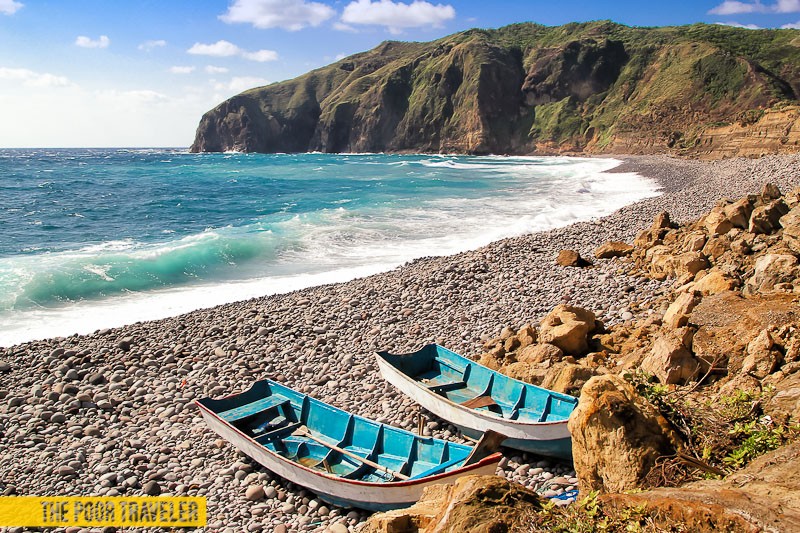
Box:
0 496 206 527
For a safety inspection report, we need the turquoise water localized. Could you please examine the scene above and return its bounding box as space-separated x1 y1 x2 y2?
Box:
0 149 659 345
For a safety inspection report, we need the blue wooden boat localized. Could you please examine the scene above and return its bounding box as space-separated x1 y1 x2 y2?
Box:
195 379 502 511
375 344 579 459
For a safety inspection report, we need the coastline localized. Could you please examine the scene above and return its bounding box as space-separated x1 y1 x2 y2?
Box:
2 153 799 531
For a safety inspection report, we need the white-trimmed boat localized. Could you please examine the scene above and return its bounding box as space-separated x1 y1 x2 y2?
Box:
375 344 578 459
195 379 502 511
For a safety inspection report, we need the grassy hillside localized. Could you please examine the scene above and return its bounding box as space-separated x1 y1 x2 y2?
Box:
191 21 800 156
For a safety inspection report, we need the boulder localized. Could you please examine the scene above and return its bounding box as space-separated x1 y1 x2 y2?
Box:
568 374 680 493
701 235 731 260
741 329 782 378
761 182 782 202
703 206 733 235
514 325 537 350
556 249 590 267
744 253 799 295
749 199 789 234
765 372 800 424
594 241 634 259
780 205 800 255
539 305 597 355
504 361 547 385
360 475 542 533
650 251 709 281
640 327 699 385
540 363 597 396
662 291 701 329
715 373 762 400
516 343 564 365
724 197 754 229
691 270 740 295
682 232 707 252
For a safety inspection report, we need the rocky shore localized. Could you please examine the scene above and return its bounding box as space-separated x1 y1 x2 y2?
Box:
1 154 799 532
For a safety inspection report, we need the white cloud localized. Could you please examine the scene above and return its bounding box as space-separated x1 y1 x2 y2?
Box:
188 40 241 57
187 40 278 62
0 0 23 15
138 39 167 51
0 67 72 88
341 0 455 33
205 65 229 74
333 21 358 32
335 53 347 60
170 66 196 74
242 49 279 62
75 35 110 49
709 0 800 14
220 0 335 31
96 89 169 105
783 19 800 27
214 76 271 95
715 21 763 28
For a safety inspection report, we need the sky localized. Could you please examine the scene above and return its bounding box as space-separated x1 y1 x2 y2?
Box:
1 0 800 148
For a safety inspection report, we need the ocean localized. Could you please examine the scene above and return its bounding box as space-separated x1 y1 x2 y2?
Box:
0 149 660 346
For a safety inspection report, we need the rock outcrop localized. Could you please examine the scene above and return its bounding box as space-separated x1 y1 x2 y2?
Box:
191 22 800 157
568 374 681 493
359 475 541 533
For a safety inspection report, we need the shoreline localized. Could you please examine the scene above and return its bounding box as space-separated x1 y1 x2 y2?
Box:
2 153 799 531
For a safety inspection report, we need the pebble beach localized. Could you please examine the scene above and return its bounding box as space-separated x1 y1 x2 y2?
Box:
1 153 799 533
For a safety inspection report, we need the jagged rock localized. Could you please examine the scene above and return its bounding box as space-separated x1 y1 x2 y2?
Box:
360 475 542 533
744 253 799 295
516 343 564 364
641 327 699 385
742 329 783 378
504 362 547 385
716 373 762 399
683 231 707 252
761 182 783 202
780 205 800 254
652 212 674 231
765 372 800 424
539 305 597 355
515 325 537 350
701 234 731 260
662 291 701 329
540 363 597 396
594 241 634 259
691 270 740 295
703 206 733 235
556 249 590 267
724 197 755 229
748 198 790 234
650 251 709 281
568 374 680 493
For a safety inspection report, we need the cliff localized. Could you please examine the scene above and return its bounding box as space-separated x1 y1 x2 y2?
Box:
191 21 800 157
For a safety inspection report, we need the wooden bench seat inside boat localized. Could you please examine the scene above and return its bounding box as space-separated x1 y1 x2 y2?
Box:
218 395 291 423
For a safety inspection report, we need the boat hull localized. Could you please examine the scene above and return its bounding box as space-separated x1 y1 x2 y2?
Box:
375 345 576 460
196 384 500 511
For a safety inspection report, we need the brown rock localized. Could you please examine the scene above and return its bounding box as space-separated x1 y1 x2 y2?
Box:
361 475 542 533
556 249 590 267
749 198 790 234
741 329 782 378
650 251 709 280
780 205 800 254
503 361 547 385
765 372 800 424
652 211 673 231
703 206 733 235
594 241 634 259
539 305 597 356
516 343 564 364
716 373 762 400
724 197 755 229
514 324 537 350
641 327 699 385
541 363 597 396
691 270 740 295
761 182 783 202
662 291 701 329
683 231 707 252
568 374 680 493
701 234 731 260
744 253 799 295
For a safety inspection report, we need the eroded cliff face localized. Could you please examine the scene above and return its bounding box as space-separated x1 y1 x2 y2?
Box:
191 22 800 157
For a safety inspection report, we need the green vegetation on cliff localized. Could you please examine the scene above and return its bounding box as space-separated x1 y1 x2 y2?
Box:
191 21 800 155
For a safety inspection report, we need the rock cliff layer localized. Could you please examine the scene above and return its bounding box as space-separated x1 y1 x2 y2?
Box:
191 22 800 157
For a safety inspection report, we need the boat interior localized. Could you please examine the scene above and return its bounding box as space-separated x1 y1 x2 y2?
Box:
201 380 472 484
380 344 578 423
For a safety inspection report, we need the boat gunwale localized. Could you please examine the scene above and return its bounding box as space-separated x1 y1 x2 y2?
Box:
194 386 501 489
374 347 574 429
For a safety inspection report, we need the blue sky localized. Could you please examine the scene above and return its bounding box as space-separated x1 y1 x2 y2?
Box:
1 0 799 148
